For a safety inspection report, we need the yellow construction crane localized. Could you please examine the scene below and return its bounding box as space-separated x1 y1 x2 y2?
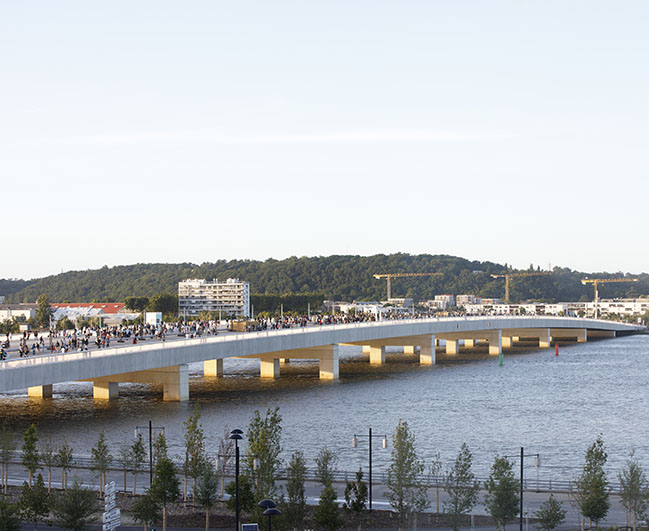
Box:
581 277 638 318
490 271 552 303
373 272 443 299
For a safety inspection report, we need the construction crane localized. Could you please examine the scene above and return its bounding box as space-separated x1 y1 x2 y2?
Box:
490 271 552 303
581 277 638 318
373 272 443 299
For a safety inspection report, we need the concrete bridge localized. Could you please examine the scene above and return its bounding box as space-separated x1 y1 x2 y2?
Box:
0 316 642 401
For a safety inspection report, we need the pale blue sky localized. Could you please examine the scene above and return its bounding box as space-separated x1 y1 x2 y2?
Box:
1 1 647 279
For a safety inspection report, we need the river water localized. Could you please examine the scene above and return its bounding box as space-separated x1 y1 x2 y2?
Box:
1 334 648 481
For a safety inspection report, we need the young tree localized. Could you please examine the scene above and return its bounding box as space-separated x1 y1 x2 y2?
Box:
314 483 343 531
218 426 234 498
19 473 51 531
194 465 219 531
246 407 282 500
55 441 74 490
618 450 648 531
90 430 112 497
386 419 429 529
40 440 56 493
225 474 256 517
315 446 338 487
153 432 168 464
149 457 180 531
0 424 16 495
484 456 520 531
132 492 160 531
444 443 480 531
21 424 40 486
131 434 147 495
534 494 566 531
118 443 133 493
183 404 208 500
574 435 609 529
0 499 21 531
344 467 368 531
51 478 99 531
284 450 307 531
429 452 443 514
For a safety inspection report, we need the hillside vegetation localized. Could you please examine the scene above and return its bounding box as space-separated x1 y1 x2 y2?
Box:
2 254 648 304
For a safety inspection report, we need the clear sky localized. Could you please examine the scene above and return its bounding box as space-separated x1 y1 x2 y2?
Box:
1 1 647 280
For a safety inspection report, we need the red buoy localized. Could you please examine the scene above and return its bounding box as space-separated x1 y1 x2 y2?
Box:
555 343 559 356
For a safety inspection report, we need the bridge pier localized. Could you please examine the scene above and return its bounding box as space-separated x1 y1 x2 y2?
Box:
260 358 280 379
404 345 416 354
204 359 223 377
445 340 459 355
419 335 436 365
369 346 386 365
28 385 53 398
162 365 190 401
93 381 118 400
318 345 339 379
464 339 476 348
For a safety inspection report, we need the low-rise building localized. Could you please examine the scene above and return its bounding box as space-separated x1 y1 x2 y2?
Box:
178 278 250 318
0 304 37 321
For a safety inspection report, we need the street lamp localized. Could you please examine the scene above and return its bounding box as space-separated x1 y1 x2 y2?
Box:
229 429 244 531
258 499 281 531
352 428 387 511
134 421 165 485
505 447 540 531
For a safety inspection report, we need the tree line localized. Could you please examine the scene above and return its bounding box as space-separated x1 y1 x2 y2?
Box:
1 412 647 531
3 254 649 305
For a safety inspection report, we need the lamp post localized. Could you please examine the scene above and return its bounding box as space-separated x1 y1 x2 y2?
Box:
352 428 387 511
506 447 540 531
134 421 165 485
258 499 280 531
229 429 244 531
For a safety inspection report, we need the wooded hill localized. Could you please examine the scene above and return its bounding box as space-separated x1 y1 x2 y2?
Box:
2 254 648 304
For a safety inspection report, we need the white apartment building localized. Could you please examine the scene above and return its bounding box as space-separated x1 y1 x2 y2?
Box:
457 294 480 306
178 278 250 318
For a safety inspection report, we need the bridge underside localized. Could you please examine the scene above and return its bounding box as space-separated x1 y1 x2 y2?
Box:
19 323 625 402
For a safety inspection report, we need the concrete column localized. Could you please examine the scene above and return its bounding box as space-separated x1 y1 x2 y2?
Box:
369 346 386 365
93 381 118 400
319 345 339 380
279 358 290 364
538 328 551 348
28 385 53 398
362 345 371 354
502 336 513 348
488 330 502 355
404 345 416 354
464 339 476 348
260 358 280 378
445 340 458 355
163 364 189 402
419 335 436 365
204 359 223 377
